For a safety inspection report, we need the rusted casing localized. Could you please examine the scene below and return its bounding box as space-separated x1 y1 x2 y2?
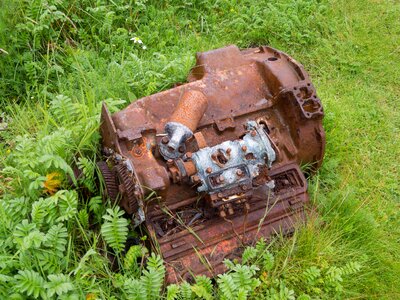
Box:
98 45 325 283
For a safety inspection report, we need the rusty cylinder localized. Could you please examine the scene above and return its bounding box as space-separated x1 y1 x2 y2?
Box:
170 90 208 132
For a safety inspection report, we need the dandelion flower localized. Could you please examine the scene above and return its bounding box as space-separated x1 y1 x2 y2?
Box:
43 172 62 195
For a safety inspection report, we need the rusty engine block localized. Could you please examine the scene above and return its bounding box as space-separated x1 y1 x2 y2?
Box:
97 45 325 283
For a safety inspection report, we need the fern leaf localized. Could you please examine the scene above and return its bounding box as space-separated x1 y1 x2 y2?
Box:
217 273 235 300
166 284 179 300
14 269 46 299
44 223 68 257
44 274 74 297
101 207 129 253
123 277 147 300
241 246 257 264
179 282 193 300
123 244 148 275
141 253 166 300
191 285 212 300
56 190 78 222
194 275 213 294
78 209 89 229
262 250 275 271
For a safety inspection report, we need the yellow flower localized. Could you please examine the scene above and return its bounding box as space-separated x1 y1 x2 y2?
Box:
86 293 97 300
43 172 61 195
6 149 11 154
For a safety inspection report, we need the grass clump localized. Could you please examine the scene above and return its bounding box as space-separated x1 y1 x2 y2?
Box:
0 0 399 299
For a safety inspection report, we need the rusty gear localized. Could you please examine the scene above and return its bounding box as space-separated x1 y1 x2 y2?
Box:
97 161 118 203
113 163 140 214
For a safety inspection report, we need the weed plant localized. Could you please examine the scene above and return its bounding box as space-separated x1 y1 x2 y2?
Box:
0 0 399 299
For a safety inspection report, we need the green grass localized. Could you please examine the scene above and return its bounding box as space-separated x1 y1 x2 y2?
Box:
0 0 399 299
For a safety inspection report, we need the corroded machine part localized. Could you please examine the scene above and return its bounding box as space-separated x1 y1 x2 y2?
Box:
98 45 325 283
160 90 208 160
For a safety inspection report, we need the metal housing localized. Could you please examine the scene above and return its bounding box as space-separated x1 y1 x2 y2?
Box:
98 45 325 283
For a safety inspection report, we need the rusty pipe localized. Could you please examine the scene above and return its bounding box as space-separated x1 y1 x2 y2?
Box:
170 90 208 132
160 90 208 160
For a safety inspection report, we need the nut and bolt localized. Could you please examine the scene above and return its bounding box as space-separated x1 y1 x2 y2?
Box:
228 206 234 215
206 167 212 173
241 145 247 152
161 136 169 144
192 175 200 183
241 184 248 191
236 169 243 176
217 192 223 198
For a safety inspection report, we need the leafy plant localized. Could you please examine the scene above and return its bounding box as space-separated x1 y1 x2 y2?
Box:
101 207 129 253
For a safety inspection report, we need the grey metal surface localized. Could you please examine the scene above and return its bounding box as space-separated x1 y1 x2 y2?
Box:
192 121 276 194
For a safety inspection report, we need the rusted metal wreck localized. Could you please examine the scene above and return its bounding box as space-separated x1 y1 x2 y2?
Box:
97 45 325 283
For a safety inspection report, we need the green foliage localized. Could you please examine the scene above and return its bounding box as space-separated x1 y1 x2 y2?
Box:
124 244 148 276
122 253 166 300
14 269 46 299
101 207 129 253
44 274 75 297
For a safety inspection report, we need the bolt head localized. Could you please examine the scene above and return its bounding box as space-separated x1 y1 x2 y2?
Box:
236 169 243 176
192 175 200 183
161 136 169 144
241 145 247 152
206 167 212 173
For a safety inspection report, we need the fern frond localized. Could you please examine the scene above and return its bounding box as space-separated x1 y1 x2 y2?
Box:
241 246 257 264
44 274 74 297
13 220 44 250
44 223 68 257
236 288 248 300
262 250 275 271
166 284 179 300
101 207 129 253
179 282 193 300
194 275 213 294
2 197 30 225
55 190 78 222
191 284 212 300
217 273 235 300
123 244 148 275
14 269 46 299
141 253 166 300
78 209 89 229
123 277 147 300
